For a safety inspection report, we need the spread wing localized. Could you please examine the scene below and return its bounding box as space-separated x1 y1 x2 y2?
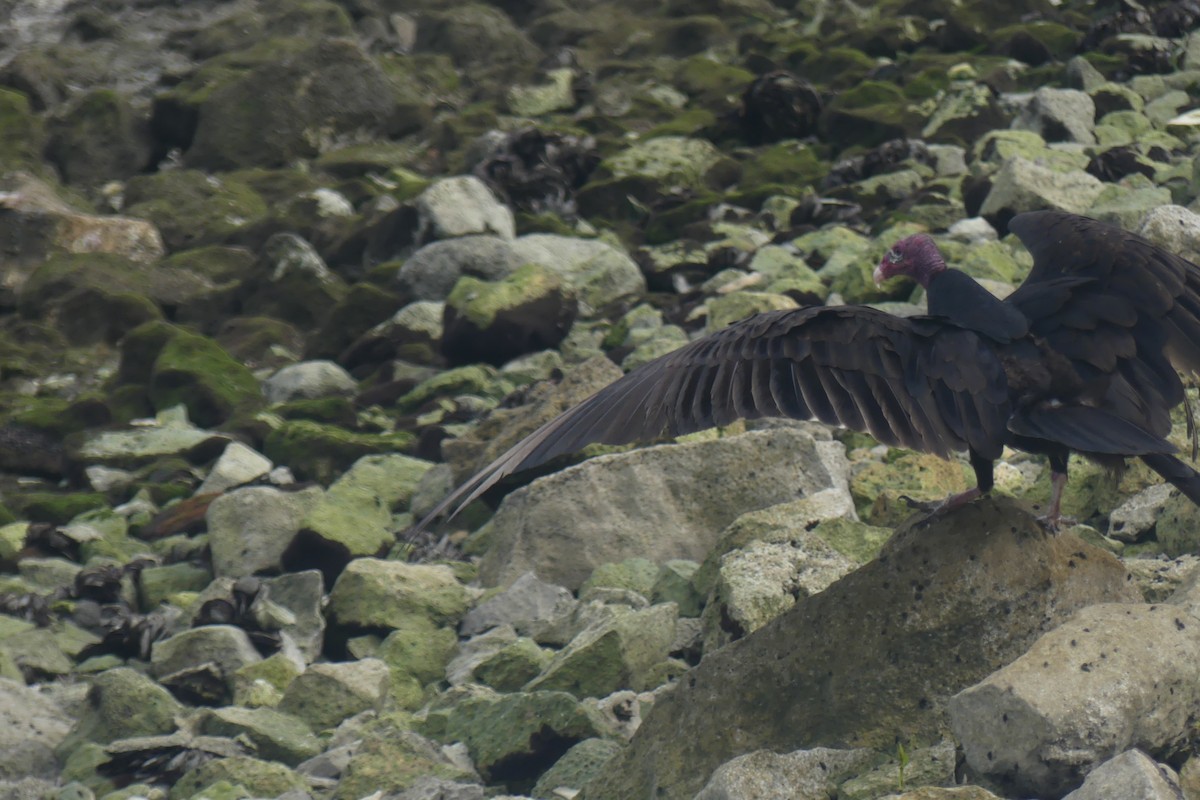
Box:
1005 210 1200 437
414 305 1011 529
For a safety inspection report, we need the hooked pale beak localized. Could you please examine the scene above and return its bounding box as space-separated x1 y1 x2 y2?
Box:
873 264 886 286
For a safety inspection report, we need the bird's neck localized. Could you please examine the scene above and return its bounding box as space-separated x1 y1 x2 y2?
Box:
913 249 947 289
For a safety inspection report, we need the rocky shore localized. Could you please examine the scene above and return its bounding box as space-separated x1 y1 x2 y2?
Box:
2 0 1200 798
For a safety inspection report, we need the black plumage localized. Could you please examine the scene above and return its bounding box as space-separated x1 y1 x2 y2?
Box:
414 211 1200 530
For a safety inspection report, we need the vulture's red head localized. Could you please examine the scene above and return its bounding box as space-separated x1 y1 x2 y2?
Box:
875 233 946 288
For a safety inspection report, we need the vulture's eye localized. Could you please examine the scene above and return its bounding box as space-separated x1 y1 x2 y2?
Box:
886 249 901 264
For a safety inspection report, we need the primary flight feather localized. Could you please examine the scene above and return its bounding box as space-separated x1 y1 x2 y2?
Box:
413 210 1200 532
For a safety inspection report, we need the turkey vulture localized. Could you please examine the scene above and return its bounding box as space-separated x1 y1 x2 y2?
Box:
413 210 1200 532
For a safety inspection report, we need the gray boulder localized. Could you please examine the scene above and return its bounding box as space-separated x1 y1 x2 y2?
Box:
263 360 357 405
949 603 1200 797
979 158 1104 221
417 176 515 242
397 235 522 301
460 572 577 638
206 485 323 578
510 234 647 316
477 428 849 591
584 497 1140 800
197 441 273 495
1062 750 1183 800
1013 87 1096 144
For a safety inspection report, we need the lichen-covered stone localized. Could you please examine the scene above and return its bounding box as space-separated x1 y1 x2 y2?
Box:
200 706 320 766
532 737 622 799
851 452 971 526
526 603 678 698
586 498 1139 799
150 625 262 682
277 658 389 732
419 687 603 781
206 485 323 578
473 637 551 692
261 420 414 484
329 559 469 630
58 668 182 753
375 615 457 707
168 756 305 800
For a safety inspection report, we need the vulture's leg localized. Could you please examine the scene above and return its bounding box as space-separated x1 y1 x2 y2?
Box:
899 449 991 515
1039 450 1074 530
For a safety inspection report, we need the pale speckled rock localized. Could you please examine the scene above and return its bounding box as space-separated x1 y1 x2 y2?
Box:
477 429 849 591
979 158 1104 219
1137 204 1200 264
586 498 1140 800
700 531 856 652
1108 483 1175 542
1061 749 1182 800
884 788 1003 799
206 485 323 578
0 678 72 780
949 603 1200 798
263 360 357 404
692 747 878 800
417 176 515 241
197 441 273 495
459 572 578 638
278 659 390 732
1126 555 1200 603
1013 87 1096 144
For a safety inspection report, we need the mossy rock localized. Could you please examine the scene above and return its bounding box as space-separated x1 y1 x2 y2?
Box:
169 756 306 800
18 253 161 344
851 452 972 526
645 15 732 58
331 719 474 800
5 394 111 438
804 47 876 89
189 0 353 59
185 39 427 171
9 491 108 524
738 141 828 193
990 21 1080 64
822 82 924 149
674 57 755 105
125 170 268 251
262 420 415 484
396 365 513 414
214 316 305 372
442 263 578 367
159 246 255 284
148 327 263 427
0 88 44 170
45 89 151 186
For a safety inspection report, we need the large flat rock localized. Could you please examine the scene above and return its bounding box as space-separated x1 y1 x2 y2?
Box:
582 497 1140 800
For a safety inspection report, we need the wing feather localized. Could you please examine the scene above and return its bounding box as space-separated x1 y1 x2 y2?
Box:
414 305 1011 529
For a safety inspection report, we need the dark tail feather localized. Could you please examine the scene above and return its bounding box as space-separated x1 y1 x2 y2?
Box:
1141 453 1200 506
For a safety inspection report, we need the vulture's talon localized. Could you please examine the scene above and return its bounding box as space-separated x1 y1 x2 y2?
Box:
898 494 937 511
